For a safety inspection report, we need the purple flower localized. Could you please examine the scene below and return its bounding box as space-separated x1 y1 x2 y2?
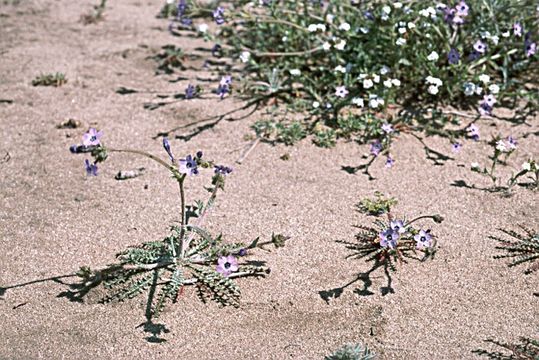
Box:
177 0 187 17
381 123 394 134
525 41 536 57
180 17 192 26
364 11 375 21
196 150 203 159
220 75 232 86
216 255 239 277
335 86 348 98
451 142 462 153
370 140 382 157
513 22 522 37
478 94 496 115
380 229 399 249
483 94 496 107
214 165 233 175
414 229 433 249
507 136 517 150
238 248 247 256
385 155 394 168
178 154 199 176
185 84 196 99
455 1 469 17
448 48 460 64
467 124 480 141
217 84 229 99
213 6 225 25
473 40 487 54
163 137 174 162
84 159 98 176
211 44 222 57
82 128 103 147
390 219 406 234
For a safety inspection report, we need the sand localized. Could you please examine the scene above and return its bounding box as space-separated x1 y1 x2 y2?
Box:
0 1 538 359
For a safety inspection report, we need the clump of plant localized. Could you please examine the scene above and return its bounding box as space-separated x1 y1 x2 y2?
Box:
32 72 67 87
473 337 539 359
468 133 538 192
163 0 538 151
80 0 107 24
326 342 376 360
152 45 186 74
357 191 397 216
490 227 539 274
68 128 280 323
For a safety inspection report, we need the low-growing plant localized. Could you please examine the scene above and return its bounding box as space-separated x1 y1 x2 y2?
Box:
490 226 539 275
152 45 186 74
473 337 539 359
80 0 107 25
357 192 397 216
326 342 376 360
67 128 281 332
32 72 67 87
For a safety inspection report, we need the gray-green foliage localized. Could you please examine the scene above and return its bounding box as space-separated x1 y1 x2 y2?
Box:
357 192 397 216
473 337 539 359
490 227 539 274
326 343 376 360
32 72 67 87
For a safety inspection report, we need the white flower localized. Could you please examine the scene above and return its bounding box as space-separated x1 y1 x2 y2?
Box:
334 39 346 50
502 31 510 38
198 23 209 33
282 36 288 42
488 84 500 94
396 38 406 46
289 69 301 76
419 7 436 17
398 27 407 34
463 82 476 96
358 73 368 79
478 74 490 83
408 22 416 29
326 14 334 23
496 140 507 152
391 79 401 87
308 24 318 32
381 14 389 21
338 22 351 31
426 76 442 87
363 79 374 89
490 35 499 45
522 162 531 171
428 85 439 95
475 86 483 95
382 5 391 14
394 2 403 8
383 79 392 88
239 51 251 63
312 101 320 109
359 27 369 34
322 42 331 51
352 97 364 107
334 65 347 73
427 51 439 61
380 66 390 75
368 95 384 108
317 24 327 31
166 0 174 3
471 162 480 169
373 74 380 83
335 86 349 98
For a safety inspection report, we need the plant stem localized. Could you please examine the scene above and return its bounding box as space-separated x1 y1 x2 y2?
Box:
404 214 443 227
107 148 178 175
179 176 187 258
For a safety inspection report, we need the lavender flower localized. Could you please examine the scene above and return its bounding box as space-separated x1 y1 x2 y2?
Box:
473 40 487 54
370 140 382 156
507 136 517 150
364 11 375 21
163 137 174 162
414 230 433 249
213 7 225 25
513 22 522 37
451 142 462 153
214 165 233 175
211 44 222 57
185 84 196 99
82 128 103 147
381 123 394 134
390 219 406 234
177 0 187 17
335 86 348 98
385 155 395 168
380 229 399 249
216 255 238 277
85 159 98 176
178 154 199 176
467 124 480 140
448 48 460 64
455 1 469 17
525 39 536 57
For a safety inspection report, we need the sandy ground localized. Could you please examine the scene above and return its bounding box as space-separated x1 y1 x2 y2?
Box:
0 1 538 359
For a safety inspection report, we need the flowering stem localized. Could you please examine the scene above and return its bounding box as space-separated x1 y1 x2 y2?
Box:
179 176 187 255
404 214 443 227
107 148 178 175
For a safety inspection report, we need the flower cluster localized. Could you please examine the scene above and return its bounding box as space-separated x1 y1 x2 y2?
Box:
379 219 434 251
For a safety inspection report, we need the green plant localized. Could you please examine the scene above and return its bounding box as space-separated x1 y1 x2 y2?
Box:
32 72 67 87
473 337 539 359
326 342 376 360
490 227 539 274
357 192 397 216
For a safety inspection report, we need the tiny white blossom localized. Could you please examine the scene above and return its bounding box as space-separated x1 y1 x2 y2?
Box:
496 140 507 152
317 24 327 31
398 27 407 34
358 73 368 79
334 39 346 50
239 51 251 63
463 82 476 96
373 74 380 83
428 85 439 95
383 79 393 88
408 22 416 29
382 5 391 14
391 79 401 87
334 65 347 73
326 14 334 23
522 162 531 171
289 69 301 76
322 42 331 51
363 79 374 89
478 74 490 83
198 23 209 33
394 2 403 8
352 97 364 107
308 24 318 32
471 162 480 169
380 66 390 75
419 7 436 17
359 27 369 34
335 85 349 98
426 76 443 86
396 38 406 46
339 23 351 31
312 101 320 109
427 51 439 61
475 86 483 95
282 36 288 42
501 31 510 38
488 84 500 94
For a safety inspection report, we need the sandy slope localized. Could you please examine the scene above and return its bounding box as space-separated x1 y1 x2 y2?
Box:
0 1 537 359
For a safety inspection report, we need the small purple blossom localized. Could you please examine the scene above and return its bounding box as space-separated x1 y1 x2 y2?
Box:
84 159 98 176
455 1 469 17
467 124 480 141
370 140 382 157
385 155 395 168
82 128 103 147
335 86 348 98
163 137 174 162
238 248 247 257
473 40 487 54
507 136 517 150
414 229 433 250
451 142 462 153
177 0 187 17
214 165 233 175
525 40 536 57
213 6 225 25
380 229 399 249
364 11 375 21
185 84 196 99
513 22 522 37
483 94 496 107
390 219 406 234
211 44 222 57
216 255 238 277
448 48 460 64
381 123 394 134
178 154 199 176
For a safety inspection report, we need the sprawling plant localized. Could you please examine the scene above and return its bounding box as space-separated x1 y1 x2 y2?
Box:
473 337 539 359
326 342 376 360
490 226 539 275
68 128 279 322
